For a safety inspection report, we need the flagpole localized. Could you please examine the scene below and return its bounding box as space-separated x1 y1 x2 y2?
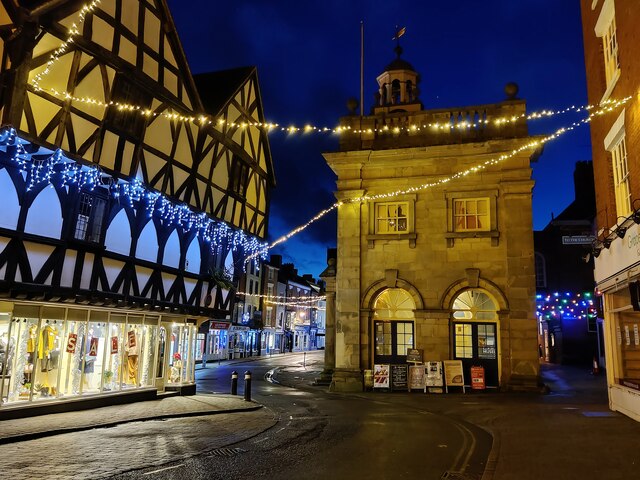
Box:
360 20 364 117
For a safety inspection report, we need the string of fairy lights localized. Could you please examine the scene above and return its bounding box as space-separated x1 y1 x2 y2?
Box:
536 292 597 321
19 0 633 309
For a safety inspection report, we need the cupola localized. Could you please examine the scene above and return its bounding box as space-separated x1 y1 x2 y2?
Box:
373 42 422 114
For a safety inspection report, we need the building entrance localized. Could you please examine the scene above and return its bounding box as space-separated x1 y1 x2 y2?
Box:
451 289 500 388
372 288 415 365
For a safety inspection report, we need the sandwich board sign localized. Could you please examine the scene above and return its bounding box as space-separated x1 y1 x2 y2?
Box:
443 360 465 393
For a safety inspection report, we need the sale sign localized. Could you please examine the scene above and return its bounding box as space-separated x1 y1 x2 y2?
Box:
66 333 77 353
127 330 137 348
88 337 99 356
111 336 119 354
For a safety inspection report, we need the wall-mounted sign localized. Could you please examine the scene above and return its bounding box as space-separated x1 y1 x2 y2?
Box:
562 235 595 245
210 321 231 330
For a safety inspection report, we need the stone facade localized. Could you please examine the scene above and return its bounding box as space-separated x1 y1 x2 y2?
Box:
323 49 542 392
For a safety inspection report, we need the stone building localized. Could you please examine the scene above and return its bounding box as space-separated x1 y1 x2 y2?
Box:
581 0 640 422
322 44 543 392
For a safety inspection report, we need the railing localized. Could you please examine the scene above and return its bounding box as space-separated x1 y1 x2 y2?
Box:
338 100 528 151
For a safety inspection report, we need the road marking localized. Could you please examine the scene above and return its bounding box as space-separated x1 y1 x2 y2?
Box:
254 437 270 443
143 464 184 475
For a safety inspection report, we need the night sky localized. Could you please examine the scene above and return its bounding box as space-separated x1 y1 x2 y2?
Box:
167 0 590 278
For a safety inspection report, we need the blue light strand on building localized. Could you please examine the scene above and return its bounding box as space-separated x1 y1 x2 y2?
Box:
0 127 268 264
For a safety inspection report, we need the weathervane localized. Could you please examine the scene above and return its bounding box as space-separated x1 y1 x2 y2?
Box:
392 25 406 47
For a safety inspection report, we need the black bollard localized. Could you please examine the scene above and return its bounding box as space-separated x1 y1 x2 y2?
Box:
244 370 252 401
231 370 238 395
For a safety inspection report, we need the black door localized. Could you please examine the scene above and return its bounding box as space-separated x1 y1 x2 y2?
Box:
373 320 414 364
452 322 499 388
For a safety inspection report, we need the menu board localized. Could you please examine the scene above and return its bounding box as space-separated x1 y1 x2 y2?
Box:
373 364 390 389
391 364 408 391
408 365 426 391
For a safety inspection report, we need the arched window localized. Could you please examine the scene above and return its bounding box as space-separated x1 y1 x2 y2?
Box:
534 252 546 289
406 80 413 102
391 79 401 104
452 289 497 321
373 288 415 362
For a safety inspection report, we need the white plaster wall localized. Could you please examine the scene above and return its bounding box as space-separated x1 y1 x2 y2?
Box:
0 170 19 230
136 221 158 263
60 250 77 288
163 230 180 269
25 185 63 239
105 209 132 256
184 238 200 274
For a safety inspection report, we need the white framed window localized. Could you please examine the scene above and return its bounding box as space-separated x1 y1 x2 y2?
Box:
453 198 490 232
375 201 408 234
611 136 631 217
604 109 630 218
595 0 620 100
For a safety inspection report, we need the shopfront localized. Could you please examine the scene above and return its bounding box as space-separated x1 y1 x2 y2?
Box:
594 223 640 422
207 321 230 361
0 301 197 408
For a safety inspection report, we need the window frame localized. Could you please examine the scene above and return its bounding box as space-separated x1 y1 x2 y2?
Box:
72 189 109 244
445 190 498 247
594 0 620 102
604 109 630 218
452 197 490 233
367 194 416 248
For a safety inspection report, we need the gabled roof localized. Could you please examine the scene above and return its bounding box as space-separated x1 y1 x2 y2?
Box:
194 66 256 116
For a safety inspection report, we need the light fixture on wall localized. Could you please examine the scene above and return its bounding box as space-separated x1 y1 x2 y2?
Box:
602 238 612 249
592 246 602 258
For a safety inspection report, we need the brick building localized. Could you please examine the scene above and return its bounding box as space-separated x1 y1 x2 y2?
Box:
581 0 640 421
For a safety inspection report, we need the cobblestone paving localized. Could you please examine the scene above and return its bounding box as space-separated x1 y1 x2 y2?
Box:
0 394 257 442
0 408 277 479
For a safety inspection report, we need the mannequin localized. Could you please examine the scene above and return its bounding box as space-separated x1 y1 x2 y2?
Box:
38 322 59 395
125 328 139 385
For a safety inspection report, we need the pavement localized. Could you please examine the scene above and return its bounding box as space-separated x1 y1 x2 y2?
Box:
1 351 639 480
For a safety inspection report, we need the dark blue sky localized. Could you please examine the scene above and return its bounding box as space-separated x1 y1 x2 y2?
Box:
167 0 590 278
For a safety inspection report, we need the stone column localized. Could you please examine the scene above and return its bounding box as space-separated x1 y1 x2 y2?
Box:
317 257 336 385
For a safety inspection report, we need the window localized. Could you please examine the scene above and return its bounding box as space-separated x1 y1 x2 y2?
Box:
267 285 274 298
453 198 489 232
604 110 630 218
612 136 631 217
594 0 620 100
74 192 107 243
228 155 249 196
602 16 619 86
454 323 473 358
375 202 408 234
105 75 153 141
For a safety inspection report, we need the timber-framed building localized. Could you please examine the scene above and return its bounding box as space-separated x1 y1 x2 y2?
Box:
0 0 275 413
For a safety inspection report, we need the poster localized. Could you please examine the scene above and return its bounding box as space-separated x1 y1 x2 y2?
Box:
425 361 444 387
391 364 408 391
408 365 426 391
373 364 390 389
111 336 119 354
470 365 486 390
443 360 465 392
66 333 77 353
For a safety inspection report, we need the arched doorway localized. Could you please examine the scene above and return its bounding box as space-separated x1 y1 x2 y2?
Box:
452 289 500 388
373 288 415 364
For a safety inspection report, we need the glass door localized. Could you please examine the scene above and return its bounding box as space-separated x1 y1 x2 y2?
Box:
453 322 499 387
373 320 414 364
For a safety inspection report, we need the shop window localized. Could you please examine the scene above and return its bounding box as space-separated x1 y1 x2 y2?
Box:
73 192 107 243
